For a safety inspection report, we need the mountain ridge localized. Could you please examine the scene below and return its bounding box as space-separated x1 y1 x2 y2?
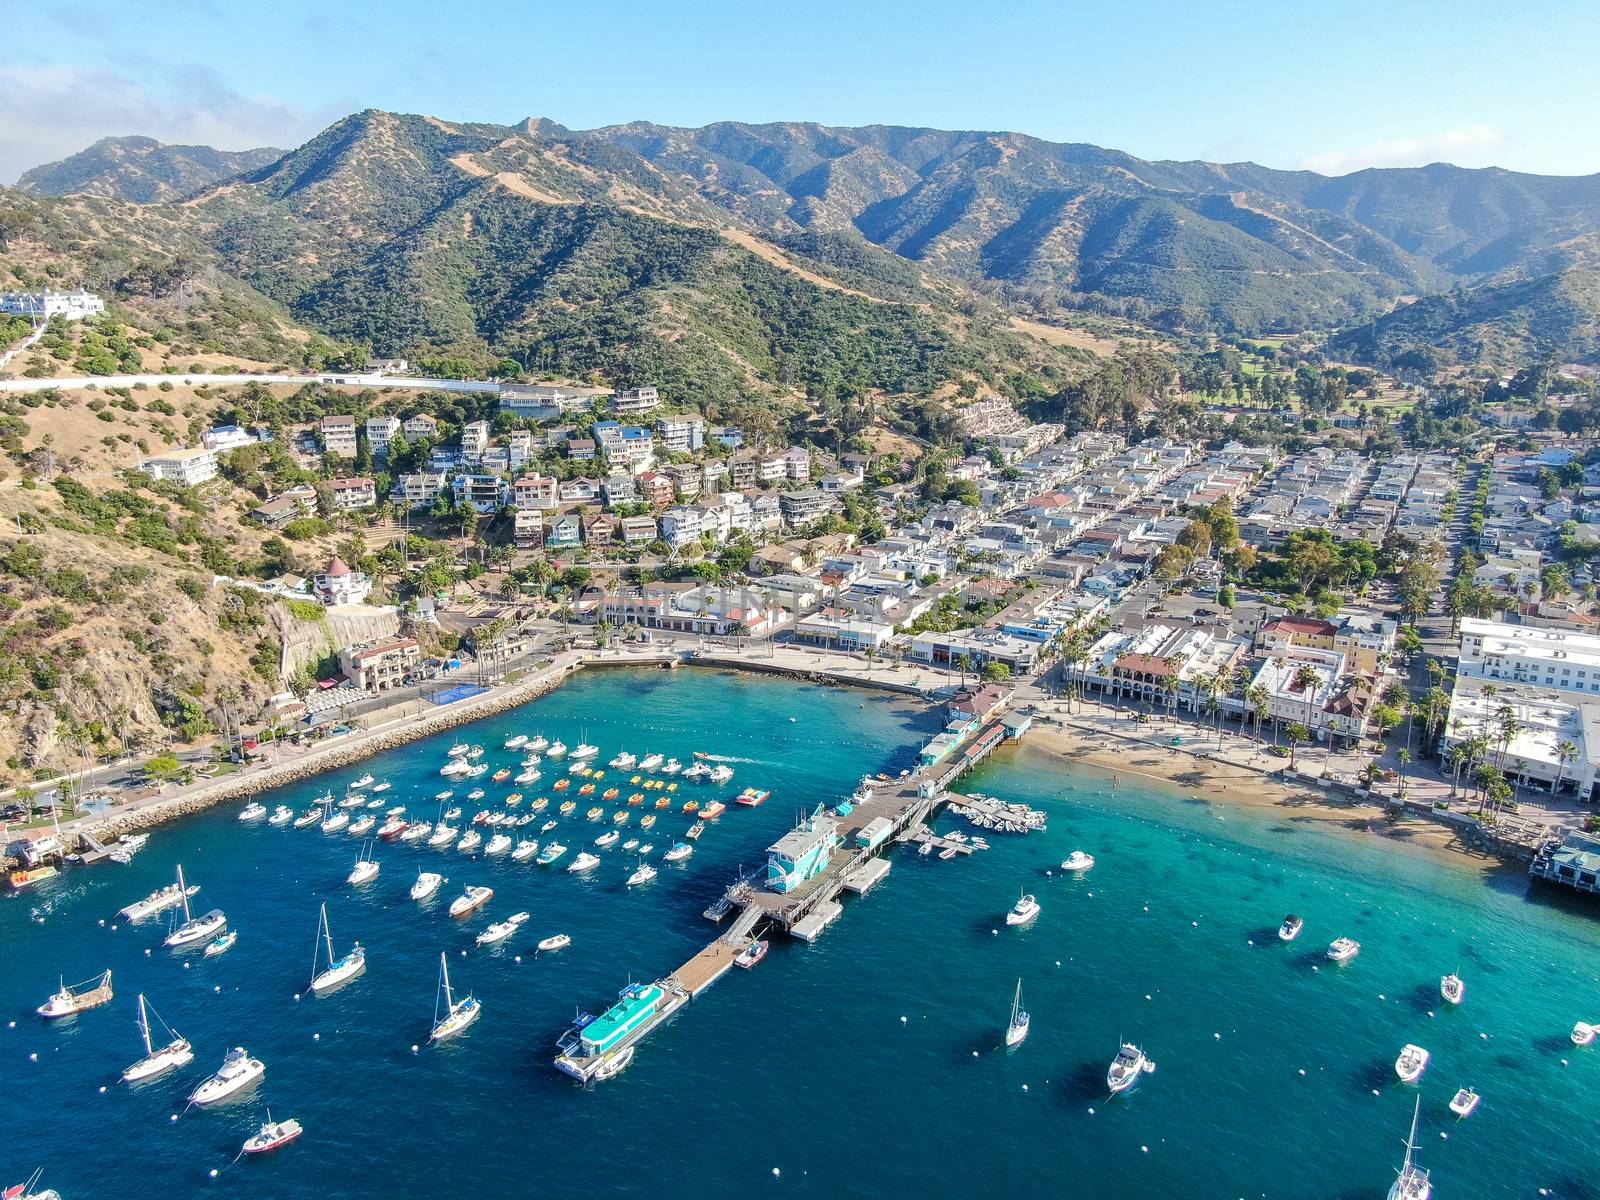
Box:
17 135 286 204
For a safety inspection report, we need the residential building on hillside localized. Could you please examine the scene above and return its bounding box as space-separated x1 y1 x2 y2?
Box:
201 424 261 452
609 386 661 416
512 474 559 511
499 383 611 418
392 471 446 507
337 636 420 692
402 413 439 440
779 488 835 527
558 477 598 504
453 472 507 513
660 505 706 549
327 476 377 511
656 414 705 452
620 515 658 545
249 485 317 528
320 415 357 456
712 426 744 449
139 446 218 487
315 555 371 606
366 415 401 456
461 420 491 460
513 509 544 549
0 289 103 320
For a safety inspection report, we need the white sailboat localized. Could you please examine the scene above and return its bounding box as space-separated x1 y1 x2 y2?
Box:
429 951 480 1041
308 902 365 994
1387 1096 1432 1200
122 993 193 1082
1005 978 1030 1048
163 866 226 948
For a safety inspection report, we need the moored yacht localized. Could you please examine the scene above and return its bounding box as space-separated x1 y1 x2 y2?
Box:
683 761 711 781
1327 936 1360 963
268 805 295 826
1440 973 1465 1005
121 993 193 1082
1394 1043 1430 1084
546 740 568 759
527 735 549 752
190 1046 265 1106
485 833 512 856
447 742 471 758
164 867 226 948
663 841 693 863
238 802 267 822
292 807 323 829
512 839 539 862
427 823 458 849
377 814 409 840
537 842 568 865
626 861 658 887
709 764 733 785
568 851 602 873
457 829 483 854
1387 1097 1432 1200
610 751 637 769
1006 979 1030 1048
735 939 768 969
411 870 443 901
537 933 571 952
1106 1042 1153 1093
595 829 621 848
639 752 664 772
1278 914 1304 942
476 912 529 946
429 952 480 1041
37 970 113 1019
571 742 599 761
347 814 376 837
401 820 432 843
1449 1087 1480 1118
1005 890 1040 927
448 884 493 918
242 1114 303 1154
351 774 375 789
321 809 350 834
699 800 726 819
309 902 365 994
504 734 529 750
1060 850 1094 872
348 842 380 885
1571 1020 1596 1046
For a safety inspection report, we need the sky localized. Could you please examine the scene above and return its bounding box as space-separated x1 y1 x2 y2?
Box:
3 0 1598 184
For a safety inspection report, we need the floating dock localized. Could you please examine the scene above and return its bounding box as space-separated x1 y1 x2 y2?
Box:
842 858 891 894
791 899 843 942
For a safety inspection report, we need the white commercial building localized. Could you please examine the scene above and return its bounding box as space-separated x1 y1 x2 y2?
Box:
0 290 104 321
1458 618 1600 697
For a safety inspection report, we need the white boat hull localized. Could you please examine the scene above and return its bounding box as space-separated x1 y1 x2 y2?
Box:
122 1041 193 1082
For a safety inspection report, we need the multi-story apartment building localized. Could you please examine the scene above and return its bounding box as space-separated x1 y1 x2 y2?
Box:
139 446 218 487
320 415 358 457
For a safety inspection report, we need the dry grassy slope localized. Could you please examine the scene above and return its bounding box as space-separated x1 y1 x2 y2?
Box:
0 482 283 778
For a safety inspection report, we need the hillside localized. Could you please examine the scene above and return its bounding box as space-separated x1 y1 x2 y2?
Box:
16 136 285 204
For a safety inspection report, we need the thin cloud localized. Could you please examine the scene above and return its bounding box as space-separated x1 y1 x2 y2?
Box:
0 63 331 183
1300 124 1506 175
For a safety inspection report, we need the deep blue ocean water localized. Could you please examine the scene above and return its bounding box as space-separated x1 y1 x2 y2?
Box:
4 667 1598 1199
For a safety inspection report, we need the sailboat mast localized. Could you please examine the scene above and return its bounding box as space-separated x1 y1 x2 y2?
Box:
176 865 192 923
441 951 454 1008
137 993 153 1056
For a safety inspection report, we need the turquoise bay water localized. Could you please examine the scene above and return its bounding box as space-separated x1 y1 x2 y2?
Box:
4 667 1599 1199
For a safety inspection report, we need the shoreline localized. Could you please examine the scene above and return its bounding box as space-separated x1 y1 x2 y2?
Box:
1015 718 1520 881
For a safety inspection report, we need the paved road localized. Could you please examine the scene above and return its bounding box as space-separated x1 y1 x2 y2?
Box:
0 372 501 395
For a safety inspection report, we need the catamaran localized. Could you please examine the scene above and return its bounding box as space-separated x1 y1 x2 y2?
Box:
411 870 443 901
164 867 226 948
1006 979 1030 1048
1388 1097 1432 1200
122 993 193 1082
429 952 480 1041
119 870 199 921
308 904 365 994
1106 1042 1154 1094
37 970 113 1019
190 1046 264 1106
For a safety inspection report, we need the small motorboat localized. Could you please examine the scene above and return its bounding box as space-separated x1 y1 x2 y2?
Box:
638 843 654 855
293 808 323 829
448 885 493 918
654 796 670 810
612 810 630 824
348 857 380 885
351 774 375 789
402 821 432 843
476 912 529 946
238 802 267 822
568 852 602 873
571 742 599 761
371 781 391 793
1449 1087 1480 1118
347 814 376 837
411 871 443 901
1106 1042 1153 1094
444 806 462 820
1440 973 1465 1005
709 765 733 785
338 795 365 810
1327 937 1360 963
537 843 568 865
322 810 351 834
203 930 238 958
603 787 620 800
1005 891 1040 927
484 833 513 856
627 862 658 887
735 939 768 969
558 799 576 813
610 751 637 769
1060 850 1094 872
639 752 664 771
623 837 640 850
512 839 539 862
468 787 487 801
1278 914 1304 942
436 790 455 802
685 820 706 841
428 824 459 848
505 734 529 750
527 735 549 752
586 805 604 820
699 801 726 820
664 842 694 863
553 779 570 791
457 830 483 854
377 815 408 840
546 741 568 758
190 1046 265 1105
268 805 295 825
640 814 656 829
592 1044 635 1080
491 768 512 783
1394 1043 1430 1084
537 933 571 952
595 830 621 848
1572 1020 1597 1047
243 1114 303 1154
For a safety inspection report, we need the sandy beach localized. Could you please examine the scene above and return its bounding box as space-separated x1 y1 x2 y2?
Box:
1017 716 1520 881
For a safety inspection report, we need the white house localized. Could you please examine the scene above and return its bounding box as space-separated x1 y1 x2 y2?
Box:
320 415 358 456
139 446 218 487
366 415 401 456
0 290 103 320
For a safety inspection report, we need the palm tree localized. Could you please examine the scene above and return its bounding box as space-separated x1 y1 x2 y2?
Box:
1395 747 1411 798
1246 684 1270 742
1285 722 1311 770
1554 739 1578 796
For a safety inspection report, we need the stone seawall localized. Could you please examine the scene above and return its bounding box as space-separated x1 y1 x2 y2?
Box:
686 654 931 697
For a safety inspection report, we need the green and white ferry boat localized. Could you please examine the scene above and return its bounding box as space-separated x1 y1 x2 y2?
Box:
554 979 686 1082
